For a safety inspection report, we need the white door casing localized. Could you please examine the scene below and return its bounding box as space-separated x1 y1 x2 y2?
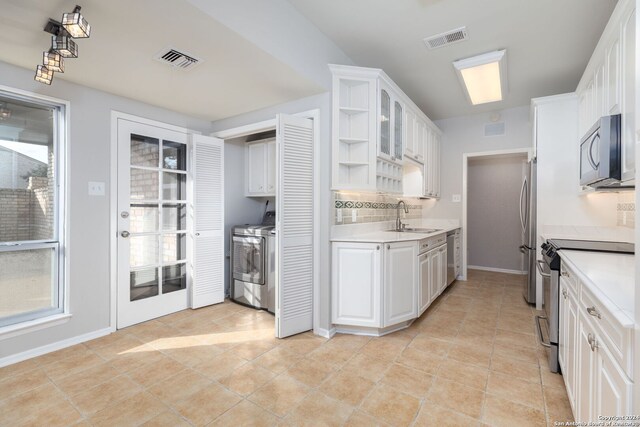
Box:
275 114 314 338
191 134 225 309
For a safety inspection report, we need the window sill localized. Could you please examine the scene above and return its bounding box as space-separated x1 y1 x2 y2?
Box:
0 313 72 340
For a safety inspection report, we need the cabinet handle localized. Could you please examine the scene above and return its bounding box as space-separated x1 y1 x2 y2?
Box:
376 245 380 250
586 306 602 319
562 289 568 299
387 244 390 249
561 271 569 277
587 333 599 352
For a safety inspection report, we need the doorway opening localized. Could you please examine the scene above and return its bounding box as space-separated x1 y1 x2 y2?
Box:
461 148 533 282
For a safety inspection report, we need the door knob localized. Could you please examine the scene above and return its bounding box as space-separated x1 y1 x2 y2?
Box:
121 231 130 238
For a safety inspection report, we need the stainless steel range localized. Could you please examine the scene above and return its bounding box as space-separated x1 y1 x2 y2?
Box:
537 239 634 373
230 212 276 313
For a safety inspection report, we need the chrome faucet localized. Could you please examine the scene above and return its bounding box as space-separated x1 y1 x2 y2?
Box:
396 200 409 231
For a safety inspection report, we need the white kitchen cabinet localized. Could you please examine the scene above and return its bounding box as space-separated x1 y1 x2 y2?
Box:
454 232 461 278
559 260 634 423
418 249 431 315
428 248 440 304
423 128 441 198
245 138 276 197
383 241 417 326
438 245 447 294
332 240 420 332
331 242 381 327
330 64 441 193
576 0 635 182
559 277 578 411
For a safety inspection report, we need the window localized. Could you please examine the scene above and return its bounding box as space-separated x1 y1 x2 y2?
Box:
0 89 66 328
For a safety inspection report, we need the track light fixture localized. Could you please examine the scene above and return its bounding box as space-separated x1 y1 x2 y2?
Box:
34 5 91 85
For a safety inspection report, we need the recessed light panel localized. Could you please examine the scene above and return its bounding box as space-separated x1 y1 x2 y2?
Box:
453 50 507 105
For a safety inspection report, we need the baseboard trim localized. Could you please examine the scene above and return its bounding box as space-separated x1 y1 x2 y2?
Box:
314 327 336 339
0 326 114 368
468 265 527 275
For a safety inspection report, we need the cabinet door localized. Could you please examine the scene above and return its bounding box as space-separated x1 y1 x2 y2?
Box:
577 314 596 422
405 109 416 158
428 249 439 302
621 7 635 182
332 242 382 327
434 133 441 197
423 128 433 196
246 142 266 195
606 37 621 114
393 100 404 161
595 340 633 419
416 119 426 161
559 279 578 410
383 241 417 326
266 140 276 195
594 64 605 119
454 235 461 277
418 253 431 314
379 87 392 160
439 247 447 292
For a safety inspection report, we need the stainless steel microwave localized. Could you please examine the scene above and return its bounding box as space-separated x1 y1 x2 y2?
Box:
579 114 621 188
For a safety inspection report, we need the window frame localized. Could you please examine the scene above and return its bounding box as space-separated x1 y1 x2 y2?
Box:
0 85 69 338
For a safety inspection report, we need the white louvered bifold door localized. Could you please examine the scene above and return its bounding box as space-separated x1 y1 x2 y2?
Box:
275 114 315 338
191 134 225 308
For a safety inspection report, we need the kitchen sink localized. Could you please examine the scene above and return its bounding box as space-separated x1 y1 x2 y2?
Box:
387 227 442 233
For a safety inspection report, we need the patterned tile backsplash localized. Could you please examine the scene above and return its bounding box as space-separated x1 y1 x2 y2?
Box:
617 192 635 228
333 192 424 225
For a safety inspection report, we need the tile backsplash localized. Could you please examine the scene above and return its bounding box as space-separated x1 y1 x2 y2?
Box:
333 192 424 225
617 192 635 228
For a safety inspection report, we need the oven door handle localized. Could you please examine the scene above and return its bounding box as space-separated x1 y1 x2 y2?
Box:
535 315 551 348
536 260 551 278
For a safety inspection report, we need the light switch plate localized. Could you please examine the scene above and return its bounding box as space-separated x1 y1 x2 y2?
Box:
452 194 461 203
88 181 105 196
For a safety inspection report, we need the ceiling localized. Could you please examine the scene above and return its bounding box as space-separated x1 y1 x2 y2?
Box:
287 0 618 120
0 0 323 121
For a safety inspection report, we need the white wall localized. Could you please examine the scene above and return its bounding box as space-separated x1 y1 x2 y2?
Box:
429 106 533 220
210 92 333 333
0 60 213 361
467 155 527 272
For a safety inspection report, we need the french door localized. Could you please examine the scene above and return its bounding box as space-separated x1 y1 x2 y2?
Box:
117 119 190 328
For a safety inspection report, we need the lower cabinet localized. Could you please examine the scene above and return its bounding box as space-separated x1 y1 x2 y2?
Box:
559 262 633 422
332 240 418 330
418 249 431 315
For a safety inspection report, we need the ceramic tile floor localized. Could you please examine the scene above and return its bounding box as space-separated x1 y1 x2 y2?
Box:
0 270 574 426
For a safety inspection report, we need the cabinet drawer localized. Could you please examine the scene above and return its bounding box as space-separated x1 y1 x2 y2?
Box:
580 284 633 377
560 261 578 294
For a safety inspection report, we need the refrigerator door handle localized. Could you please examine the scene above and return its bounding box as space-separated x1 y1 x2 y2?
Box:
519 178 527 235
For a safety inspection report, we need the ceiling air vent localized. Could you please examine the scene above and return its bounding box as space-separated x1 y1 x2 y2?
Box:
423 27 468 50
154 48 201 70
484 122 506 137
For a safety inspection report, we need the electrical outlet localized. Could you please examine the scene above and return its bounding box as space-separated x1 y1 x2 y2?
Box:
88 181 105 196
337 209 343 223
452 194 461 203
352 210 357 222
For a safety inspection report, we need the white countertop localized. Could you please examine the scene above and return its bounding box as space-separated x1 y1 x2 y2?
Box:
330 225 459 243
558 250 635 327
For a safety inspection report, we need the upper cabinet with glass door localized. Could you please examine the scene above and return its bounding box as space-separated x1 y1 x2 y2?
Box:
330 64 442 194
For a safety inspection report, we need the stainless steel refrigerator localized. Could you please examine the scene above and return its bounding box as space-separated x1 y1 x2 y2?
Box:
519 159 537 304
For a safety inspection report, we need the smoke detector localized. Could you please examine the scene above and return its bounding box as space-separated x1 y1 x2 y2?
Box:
154 48 202 70
423 27 468 50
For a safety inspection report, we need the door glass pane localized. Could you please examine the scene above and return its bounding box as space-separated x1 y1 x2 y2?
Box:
130 204 158 233
130 235 158 267
162 233 186 263
394 101 403 159
380 90 390 156
163 141 186 171
130 267 158 301
163 203 186 231
131 169 159 200
0 247 56 319
163 263 186 294
131 134 159 167
163 172 185 200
